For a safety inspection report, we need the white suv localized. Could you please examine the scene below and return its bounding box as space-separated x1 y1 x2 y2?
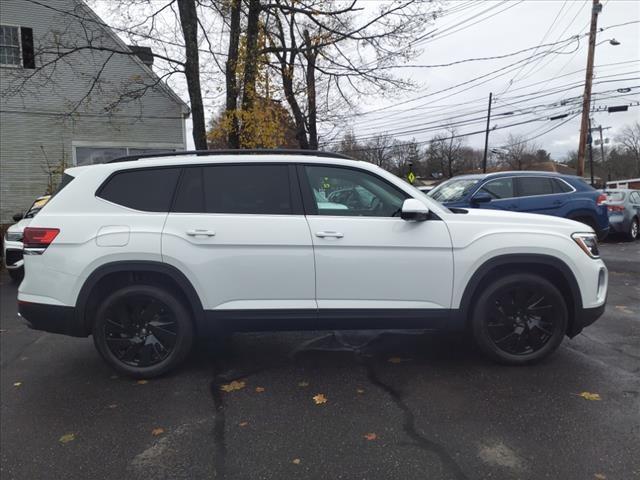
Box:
18 151 608 377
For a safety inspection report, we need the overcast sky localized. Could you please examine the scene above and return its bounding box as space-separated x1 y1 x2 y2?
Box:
95 0 640 160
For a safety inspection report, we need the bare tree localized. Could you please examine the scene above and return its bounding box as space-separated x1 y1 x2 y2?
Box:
429 127 465 178
618 121 640 176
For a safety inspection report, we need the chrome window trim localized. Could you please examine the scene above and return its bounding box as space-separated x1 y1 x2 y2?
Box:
478 176 576 201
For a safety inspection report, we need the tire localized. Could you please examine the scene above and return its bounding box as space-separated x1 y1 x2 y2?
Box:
8 267 24 284
627 217 639 242
93 284 194 378
471 273 568 365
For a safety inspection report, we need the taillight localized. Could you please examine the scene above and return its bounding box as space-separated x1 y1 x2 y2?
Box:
23 227 60 250
607 205 625 212
596 194 607 205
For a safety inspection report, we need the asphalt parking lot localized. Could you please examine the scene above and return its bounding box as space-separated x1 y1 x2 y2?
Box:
1 240 638 480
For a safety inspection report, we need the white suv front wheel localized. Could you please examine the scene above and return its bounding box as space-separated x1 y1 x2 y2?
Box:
471 273 568 365
92 284 194 378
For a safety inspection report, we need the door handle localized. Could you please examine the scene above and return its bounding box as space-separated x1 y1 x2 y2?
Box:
186 229 216 237
316 231 344 238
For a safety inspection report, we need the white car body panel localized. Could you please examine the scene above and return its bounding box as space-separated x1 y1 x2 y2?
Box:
18 154 606 323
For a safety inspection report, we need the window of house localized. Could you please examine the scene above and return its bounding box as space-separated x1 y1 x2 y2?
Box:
0 25 34 68
97 168 181 212
75 147 176 166
0 25 21 66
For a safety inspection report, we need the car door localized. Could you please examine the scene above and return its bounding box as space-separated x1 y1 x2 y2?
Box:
300 164 453 312
475 177 518 211
161 163 317 312
515 176 564 216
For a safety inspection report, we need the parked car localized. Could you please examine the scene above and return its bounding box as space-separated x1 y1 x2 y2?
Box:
428 171 609 239
18 151 607 378
3 195 51 283
603 189 640 240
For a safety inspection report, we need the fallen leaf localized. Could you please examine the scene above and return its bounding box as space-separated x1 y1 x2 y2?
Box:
107 404 118 409
292 458 301 465
255 387 265 393
614 305 633 315
59 433 75 444
364 432 378 441
313 393 327 405
356 388 365 394
387 357 410 364
13 382 22 387
578 392 602 401
136 379 148 385
220 380 246 392
594 474 606 480
239 421 249 427
151 428 164 436
298 381 309 387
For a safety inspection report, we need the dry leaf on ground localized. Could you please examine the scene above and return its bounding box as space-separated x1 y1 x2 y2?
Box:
151 428 165 436
292 458 301 465
220 380 246 392
298 381 309 387
59 433 75 444
578 392 602 401
356 388 365 394
136 379 148 385
239 421 249 427
255 387 265 393
107 404 117 409
313 394 327 405
594 474 606 479
13 382 22 387
364 433 378 441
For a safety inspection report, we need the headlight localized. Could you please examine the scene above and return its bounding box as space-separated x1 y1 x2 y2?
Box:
5 231 23 242
572 233 600 258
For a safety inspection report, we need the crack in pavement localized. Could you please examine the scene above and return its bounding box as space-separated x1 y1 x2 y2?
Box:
207 331 470 480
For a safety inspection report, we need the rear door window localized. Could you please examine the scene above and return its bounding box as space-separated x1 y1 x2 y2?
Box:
479 178 514 199
517 177 554 197
551 178 573 193
172 164 293 215
97 168 180 212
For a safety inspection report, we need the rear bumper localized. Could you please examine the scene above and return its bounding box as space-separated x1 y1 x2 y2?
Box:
18 301 87 337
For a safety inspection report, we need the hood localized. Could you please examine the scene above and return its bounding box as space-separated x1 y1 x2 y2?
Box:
451 208 592 233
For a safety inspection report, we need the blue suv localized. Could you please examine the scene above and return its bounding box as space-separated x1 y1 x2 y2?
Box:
428 171 609 239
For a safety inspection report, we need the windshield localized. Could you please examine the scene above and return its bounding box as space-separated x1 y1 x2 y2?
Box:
429 178 479 202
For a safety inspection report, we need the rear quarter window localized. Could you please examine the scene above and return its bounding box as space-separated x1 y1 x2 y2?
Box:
97 168 181 212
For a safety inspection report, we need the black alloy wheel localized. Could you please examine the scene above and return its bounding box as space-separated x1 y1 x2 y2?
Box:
472 273 567 364
93 285 193 378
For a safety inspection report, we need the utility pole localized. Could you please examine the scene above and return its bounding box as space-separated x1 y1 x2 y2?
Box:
577 0 602 177
588 117 595 186
482 92 492 173
594 124 611 180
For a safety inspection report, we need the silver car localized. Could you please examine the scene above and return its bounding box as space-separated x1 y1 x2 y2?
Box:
604 189 640 241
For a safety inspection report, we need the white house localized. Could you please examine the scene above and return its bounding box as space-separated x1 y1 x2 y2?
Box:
0 0 190 223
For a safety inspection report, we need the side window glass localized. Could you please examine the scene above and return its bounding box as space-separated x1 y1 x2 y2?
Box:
517 177 554 197
304 165 406 217
552 179 573 193
173 167 204 213
480 178 514 199
98 168 180 212
203 164 292 214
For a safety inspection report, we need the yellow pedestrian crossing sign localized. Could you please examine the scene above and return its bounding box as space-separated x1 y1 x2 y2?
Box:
407 171 416 184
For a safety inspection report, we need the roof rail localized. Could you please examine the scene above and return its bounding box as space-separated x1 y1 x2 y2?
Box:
107 149 352 163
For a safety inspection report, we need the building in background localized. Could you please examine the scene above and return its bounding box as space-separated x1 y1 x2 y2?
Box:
0 0 189 224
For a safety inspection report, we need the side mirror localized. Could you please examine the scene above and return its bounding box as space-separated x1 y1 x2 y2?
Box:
400 198 430 221
471 192 492 204
12 212 24 222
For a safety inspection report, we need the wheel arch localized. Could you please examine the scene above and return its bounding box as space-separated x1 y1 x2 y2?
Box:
458 254 583 337
75 261 206 335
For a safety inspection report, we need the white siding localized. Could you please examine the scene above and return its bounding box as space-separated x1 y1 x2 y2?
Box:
0 0 188 223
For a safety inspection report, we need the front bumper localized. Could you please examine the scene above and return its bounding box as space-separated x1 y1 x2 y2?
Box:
567 303 606 337
18 301 88 337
